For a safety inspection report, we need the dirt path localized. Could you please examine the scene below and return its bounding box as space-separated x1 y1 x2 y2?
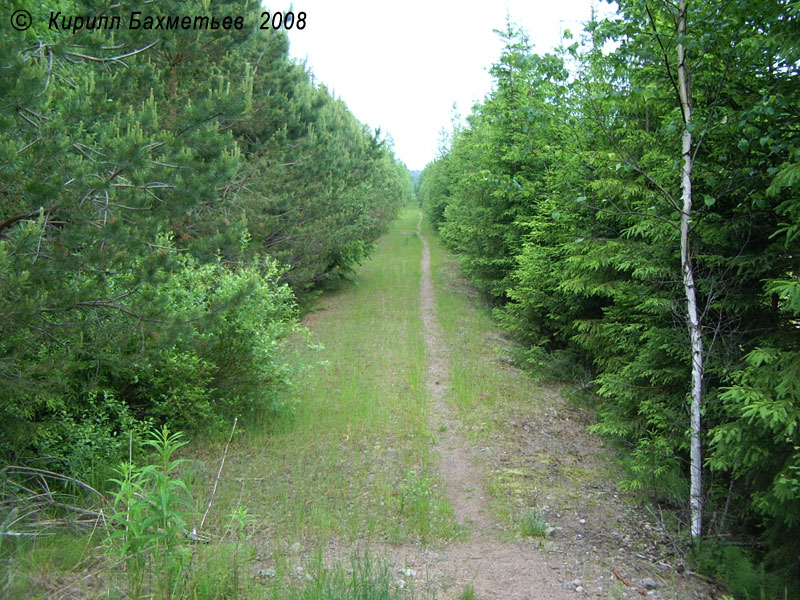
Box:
418 214 491 533
415 214 574 600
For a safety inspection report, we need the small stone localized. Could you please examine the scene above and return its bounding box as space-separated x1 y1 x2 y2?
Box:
641 578 659 590
257 568 277 578
579 518 586 525
575 585 585 593
395 579 407 590
400 568 417 578
572 579 583 588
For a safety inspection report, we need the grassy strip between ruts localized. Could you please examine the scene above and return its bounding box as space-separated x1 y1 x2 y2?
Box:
422 214 547 442
421 214 549 531
217 207 459 547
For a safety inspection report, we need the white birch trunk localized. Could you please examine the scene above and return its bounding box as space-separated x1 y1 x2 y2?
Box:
677 0 704 539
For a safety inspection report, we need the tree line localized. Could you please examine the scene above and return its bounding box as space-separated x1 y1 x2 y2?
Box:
1 0 412 481
419 0 798 593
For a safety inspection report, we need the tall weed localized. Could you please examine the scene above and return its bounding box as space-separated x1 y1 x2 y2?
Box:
108 426 195 598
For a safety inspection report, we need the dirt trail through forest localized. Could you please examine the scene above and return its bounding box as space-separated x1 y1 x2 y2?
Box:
302 211 711 600
413 213 574 600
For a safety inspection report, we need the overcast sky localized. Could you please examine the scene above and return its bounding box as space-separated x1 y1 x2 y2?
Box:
284 1 616 171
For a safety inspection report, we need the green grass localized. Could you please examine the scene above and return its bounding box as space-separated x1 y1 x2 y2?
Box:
1 534 96 599
8 207 550 597
518 510 550 538
197 207 458 546
458 583 478 600
422 213 619 538
2 208 459 599
272 551 434 600
420 215 560 529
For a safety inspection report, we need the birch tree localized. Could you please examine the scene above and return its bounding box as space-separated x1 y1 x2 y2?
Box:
675 0 704 539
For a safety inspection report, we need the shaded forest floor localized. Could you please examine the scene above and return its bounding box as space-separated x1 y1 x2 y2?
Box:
195 208 715 600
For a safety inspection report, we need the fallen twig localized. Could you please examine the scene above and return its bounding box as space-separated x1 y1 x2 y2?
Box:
199 417 238 532
0 465 111 537
612 567 646 596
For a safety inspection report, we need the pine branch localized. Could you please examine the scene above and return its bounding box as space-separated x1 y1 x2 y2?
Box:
64 41 159 64
0 207 56 235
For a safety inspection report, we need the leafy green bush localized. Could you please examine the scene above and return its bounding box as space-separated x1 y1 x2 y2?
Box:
1 236 302 480
124 247 301 433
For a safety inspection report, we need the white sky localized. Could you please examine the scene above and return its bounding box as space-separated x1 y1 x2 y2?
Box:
284 1 616 170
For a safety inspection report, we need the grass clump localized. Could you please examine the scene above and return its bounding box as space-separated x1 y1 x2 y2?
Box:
0 533 95 599
518 510 551 538
279 552 431 600
392 469 462 543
